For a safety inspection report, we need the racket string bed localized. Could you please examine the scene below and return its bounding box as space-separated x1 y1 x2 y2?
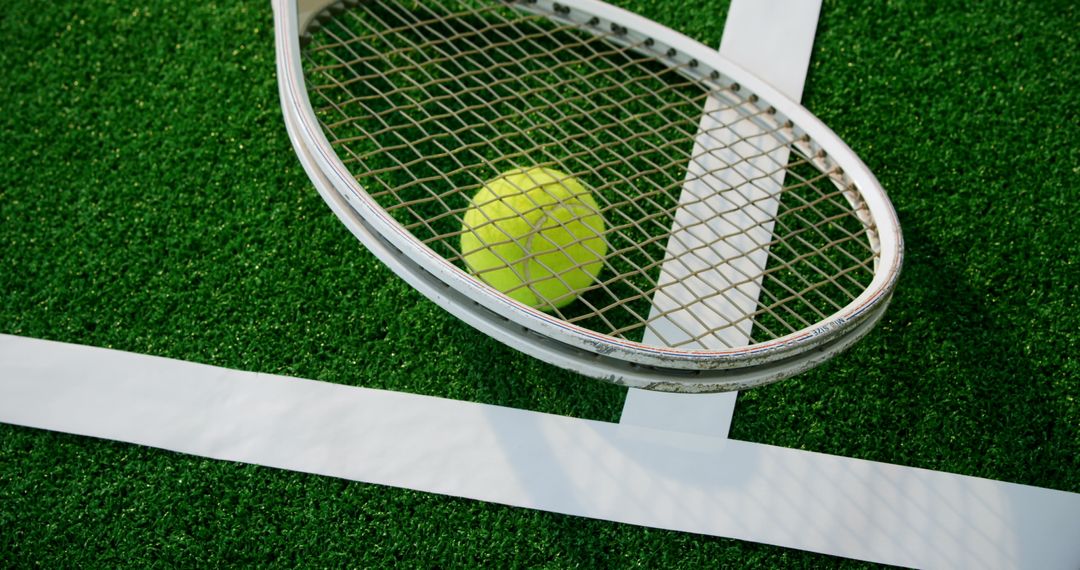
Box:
301 0 878 350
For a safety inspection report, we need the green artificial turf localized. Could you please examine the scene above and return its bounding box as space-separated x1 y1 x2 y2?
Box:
1 0 1077 566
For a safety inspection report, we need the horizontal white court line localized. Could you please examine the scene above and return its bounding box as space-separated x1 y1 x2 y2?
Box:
1 333 1078 569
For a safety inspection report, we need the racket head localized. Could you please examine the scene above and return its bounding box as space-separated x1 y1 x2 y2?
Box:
275 0 903 392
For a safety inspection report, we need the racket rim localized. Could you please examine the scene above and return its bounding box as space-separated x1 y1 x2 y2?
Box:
274 0 903 378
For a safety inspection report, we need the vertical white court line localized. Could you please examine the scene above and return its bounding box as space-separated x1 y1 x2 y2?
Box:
620 0 823 438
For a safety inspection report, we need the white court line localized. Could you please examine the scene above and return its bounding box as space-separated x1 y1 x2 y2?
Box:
2 333 1078 569
621 0 822 438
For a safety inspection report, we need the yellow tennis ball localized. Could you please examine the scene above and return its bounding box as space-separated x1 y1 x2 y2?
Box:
460 167 607 311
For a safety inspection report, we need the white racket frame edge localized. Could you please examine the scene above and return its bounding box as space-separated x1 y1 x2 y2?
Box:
275 0 903 392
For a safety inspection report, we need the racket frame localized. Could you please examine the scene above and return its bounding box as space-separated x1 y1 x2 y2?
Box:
275 0 903 391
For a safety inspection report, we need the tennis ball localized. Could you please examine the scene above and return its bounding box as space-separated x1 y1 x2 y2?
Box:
460 167 607 311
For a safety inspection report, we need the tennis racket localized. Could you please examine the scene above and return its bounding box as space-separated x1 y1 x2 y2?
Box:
274 0 903 392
